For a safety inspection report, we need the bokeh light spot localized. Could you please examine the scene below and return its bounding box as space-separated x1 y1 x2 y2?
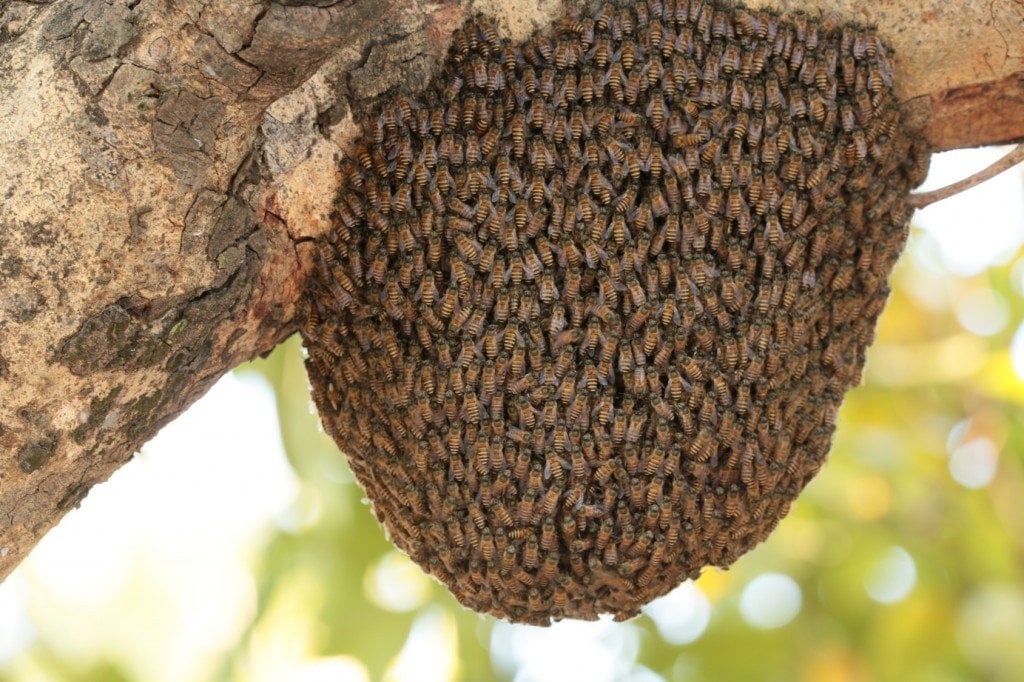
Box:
955 288 1008 336
949 437 999 489
365 551 432 613
864 546 917 604
386 609 458 682
739 574 802 629
1011 322 1024 381
946 418 972 454
629 665 667 682
291 656 370 682
643 583 712 645
491 617 639 682
1011 256 1024 297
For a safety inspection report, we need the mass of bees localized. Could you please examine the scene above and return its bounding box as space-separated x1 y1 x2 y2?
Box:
302 0 929 624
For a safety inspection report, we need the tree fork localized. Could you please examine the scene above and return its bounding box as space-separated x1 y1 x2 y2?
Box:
0 0 1022 583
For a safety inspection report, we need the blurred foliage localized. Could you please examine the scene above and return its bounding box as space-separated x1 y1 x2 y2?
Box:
220 333 497 682
2 223 1023 682
225 225 1024 682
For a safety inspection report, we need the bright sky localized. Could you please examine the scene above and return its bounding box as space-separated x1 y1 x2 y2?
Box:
0 147 1021 682
913 146 1024 276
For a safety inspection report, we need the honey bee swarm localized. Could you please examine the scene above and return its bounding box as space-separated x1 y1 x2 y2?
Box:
302 0 929 624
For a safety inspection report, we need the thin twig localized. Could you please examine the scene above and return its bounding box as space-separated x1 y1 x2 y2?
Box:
907 143 1024 210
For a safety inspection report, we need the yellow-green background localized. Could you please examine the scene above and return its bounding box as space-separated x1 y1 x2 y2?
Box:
1 150 1022 681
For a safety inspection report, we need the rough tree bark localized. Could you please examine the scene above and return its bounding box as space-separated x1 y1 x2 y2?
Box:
0 0 1022 582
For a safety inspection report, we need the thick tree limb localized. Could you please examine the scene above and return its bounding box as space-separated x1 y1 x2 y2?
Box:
745 0 1024 150
0 0 466 580
0 0 1022 583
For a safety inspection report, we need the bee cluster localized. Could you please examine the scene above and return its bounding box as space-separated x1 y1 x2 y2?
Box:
303 0 928 624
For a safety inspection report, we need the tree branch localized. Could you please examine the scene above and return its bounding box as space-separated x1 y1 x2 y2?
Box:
741 0 1024 150
908 143 1024 208
0 0 464 581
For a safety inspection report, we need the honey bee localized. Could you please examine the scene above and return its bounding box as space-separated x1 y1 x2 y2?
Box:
526 474 556 516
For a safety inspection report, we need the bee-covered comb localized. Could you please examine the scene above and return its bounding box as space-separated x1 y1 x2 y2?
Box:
301 0 930 624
